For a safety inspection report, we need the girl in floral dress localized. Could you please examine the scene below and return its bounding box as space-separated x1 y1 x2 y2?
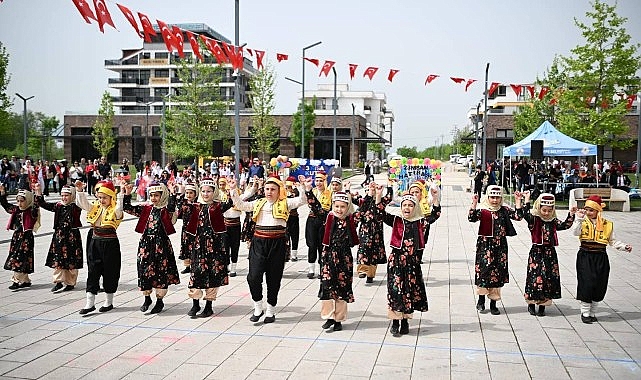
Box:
468 185 522 315
0 186 40 289
176 181 198 274
373 185 441 336
518 192 576 316
123 181 180 314
180 178 233 318
309 190 359 332
34 183 83 292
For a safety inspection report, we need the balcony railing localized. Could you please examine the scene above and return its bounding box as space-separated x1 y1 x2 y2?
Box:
108 78 150 85
111 96 166 103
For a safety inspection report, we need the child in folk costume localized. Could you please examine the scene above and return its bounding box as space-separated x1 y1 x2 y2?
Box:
180 177 233 318
285 176 301 262
350 181 390 283
122 181 180 314
468 185 523 315
373 185 441 336
34 183 83 292
240 177 263 248
75 180 124 314
176 181 198 274
228 175 310 324
573 195 632 324
0 185 40 289
407 180 436 264
218 177 250 277
305 172 332 279
311 190 359 331
518 192 576 316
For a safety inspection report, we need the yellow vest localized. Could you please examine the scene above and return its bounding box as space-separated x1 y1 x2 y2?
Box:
314 188 331 211
419 200 431 216
579 218 613 245
252 198 289 222
86 203 122 229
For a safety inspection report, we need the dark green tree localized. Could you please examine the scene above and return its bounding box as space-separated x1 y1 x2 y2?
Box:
92 91 116 158
0 42 13 144
290 97 316 157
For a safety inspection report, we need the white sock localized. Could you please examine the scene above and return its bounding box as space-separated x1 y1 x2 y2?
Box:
291 249 298 259
266 303 276 318
84 293 95 309
308 263 315 274
589 301 599 317
104 293 114 307
253 300 264 316
230 263 237 273
580 301 591 317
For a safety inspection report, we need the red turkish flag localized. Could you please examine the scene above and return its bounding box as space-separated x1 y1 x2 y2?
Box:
465 79 477 92
349 64 358 80
387 69 399 82
138 12 157 43
424 74 439 85
117 3 141 37
488 82 501 97
222 42 243 70
304 58 320 66
538 86 550 100
626 94 637 109
172 26 185 58
202 37 229 65
185 31 203 62
246 48 253 56
93 0 115 33
157 20 176 53
510 84 522 97
363 67 378 80
254 50 265 70
526 85 535 98
450 77 465 84
276 53 288 62
319 60 336 77
72 0 96 24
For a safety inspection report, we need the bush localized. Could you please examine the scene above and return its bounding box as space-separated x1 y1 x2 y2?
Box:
356 161 364 169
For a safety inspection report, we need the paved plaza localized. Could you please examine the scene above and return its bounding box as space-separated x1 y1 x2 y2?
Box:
0 169 640 380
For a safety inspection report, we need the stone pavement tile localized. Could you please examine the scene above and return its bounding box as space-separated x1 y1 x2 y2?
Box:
187 342 241 366
65 343 132 369
4 352 77 379
583 339 633 363
375 344 415 368
246 369 291 379
0 328 57 350
411 357 450 379
0 318 50 340
165 363 216 380
48 322 102 342
0 349 10 359
119 337 175 362
39 366 92 380
331 349 378 377
343 337 384 353
525 356 570 380
288 359 334 380
488 361 530 379
303 340 347 363
599 359 641 380
257 345 306 372
555 345 602 369
544 328 586 347
79 357 144 380
0 360 23 376
485 340 525 364
565 366 609 380
451 370 491 380
609 331 641 350
1 338 66 363
415 337 450 359
450 350 488 373
233 335 280 357
328 375 369 380
369 365 411 380
205 354 263 379
55 332 114 355
130 346 192 376
121 373 164 380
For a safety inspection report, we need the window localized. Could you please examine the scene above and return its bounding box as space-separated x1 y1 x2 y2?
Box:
496 144 505 158
496 129 514 138
316 98 327 110
489 85 507 99
155 52 168 59
154 69 169 78
132 126 142 136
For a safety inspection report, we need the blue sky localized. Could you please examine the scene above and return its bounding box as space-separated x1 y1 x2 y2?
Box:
1 0 640 150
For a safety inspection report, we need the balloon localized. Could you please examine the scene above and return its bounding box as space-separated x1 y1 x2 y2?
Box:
402 157 407 165
412 158 419 166
270 158 278 167
389 168 396 174
435 174 441 180
389 174 396 179
423 158 429 165
389 160 397 168
282 155 289 162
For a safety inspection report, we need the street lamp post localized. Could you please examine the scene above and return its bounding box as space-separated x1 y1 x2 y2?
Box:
636 88 641 187
351 103 355 169
332 66 337 160
482 63 490 167
15 93 34 158
301 41 322 158
144 101 152 161
161 94 172 168
475 102 481 165
233 0 241 181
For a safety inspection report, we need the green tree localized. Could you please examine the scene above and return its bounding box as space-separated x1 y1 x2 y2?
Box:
0 42 13 143
367 142 384 159
165 57 231 161
92 91 116 158
248 63 279 160
28 113 61 161
290 97 316 157
396 146 419 158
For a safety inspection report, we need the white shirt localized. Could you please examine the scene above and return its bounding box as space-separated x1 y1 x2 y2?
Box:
75 191 124 225
231 185 307 228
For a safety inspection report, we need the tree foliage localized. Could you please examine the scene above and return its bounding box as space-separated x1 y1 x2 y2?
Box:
0 42 13 139
92 91 116 158
248 63 279 160
290 97 317 157
165 57 231 160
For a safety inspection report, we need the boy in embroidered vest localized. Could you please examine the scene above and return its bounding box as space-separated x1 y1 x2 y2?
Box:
34 183 83 292
181 177 233 318
373 185 440 336
176 181 198 274
285 176 301 262
123 181 180 314
573 194 632 323
0 186 41 289
228 175 310 323
468 185 522 315
219 177 254 277
305 172 331 279
311 190 359 332
518 192 576 316
75 180 124 314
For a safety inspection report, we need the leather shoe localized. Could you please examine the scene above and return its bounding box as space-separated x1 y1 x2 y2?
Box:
18 282 31 288
321 319 335 329
198 307 213 318
290 257 298 262
62 285 75 291
51 283 64 292
399 320 409 335
528 304 536 316
590 316 598 323
476 301 485 312
390 324 400 336
358 273 366 278
490 307 501 315
188 305 201 317
263 315 276 324
307 272 315 279
250 311 264 322
140 297 152 312
99 305 113 312
79 306 96 315
229 271 237 277
8 282 19 290
149 300 164 314
581 315 593 324
537 306 546 317
366 277 374 283
333 322 342 331
181 267 191 274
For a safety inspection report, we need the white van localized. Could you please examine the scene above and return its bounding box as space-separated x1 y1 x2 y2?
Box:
449 154 462 163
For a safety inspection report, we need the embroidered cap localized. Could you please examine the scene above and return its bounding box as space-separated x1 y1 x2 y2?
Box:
486 185 503 197
401 193 418 205
60 185 74 195
96 181 116 199
540 194 555 207
332 191 350 204
315 171 327 180
330 177 342 184
200 177 217 190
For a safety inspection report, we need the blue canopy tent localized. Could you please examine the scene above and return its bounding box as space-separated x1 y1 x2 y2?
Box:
502 120 597 157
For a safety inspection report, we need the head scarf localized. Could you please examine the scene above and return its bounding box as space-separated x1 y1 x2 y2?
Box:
331 191 355 216
531 193 557 222
265 176 286 200
479 185 503 212
584 195 606 232
198 178 220 204
147 182 169 209
399 193 423 222
16 189 41 233
60 185 76 206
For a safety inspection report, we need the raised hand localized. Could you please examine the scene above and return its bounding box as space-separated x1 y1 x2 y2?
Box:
569 206 578 215
227 178 238 190
124 183 134 195
74 180 85 192
575 208 586 219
